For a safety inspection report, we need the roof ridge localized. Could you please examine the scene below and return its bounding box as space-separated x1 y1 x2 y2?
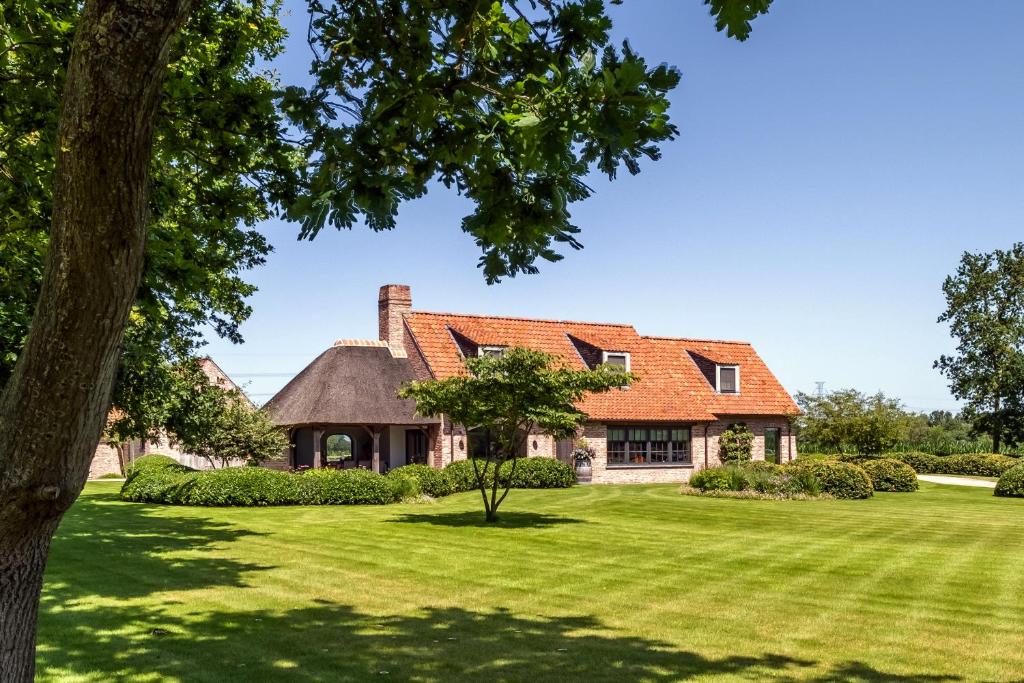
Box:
408 309 636 329
643 335 752 345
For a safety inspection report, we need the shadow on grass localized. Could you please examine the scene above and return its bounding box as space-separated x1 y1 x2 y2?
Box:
36 599 967 682
43 487 269 602
390 510 586 528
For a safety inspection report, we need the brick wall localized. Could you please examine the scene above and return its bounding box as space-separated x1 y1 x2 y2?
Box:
580 417 796 484
89 444 121 479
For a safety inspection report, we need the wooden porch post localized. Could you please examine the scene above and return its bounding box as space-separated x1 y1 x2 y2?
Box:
313 428 323 469
371 428 381 473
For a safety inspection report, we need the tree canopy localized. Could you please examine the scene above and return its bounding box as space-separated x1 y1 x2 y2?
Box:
795 389 911 455
399 347 632 520
935 243 1024 451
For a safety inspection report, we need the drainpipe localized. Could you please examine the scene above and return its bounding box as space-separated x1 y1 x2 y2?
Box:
703 424 709 469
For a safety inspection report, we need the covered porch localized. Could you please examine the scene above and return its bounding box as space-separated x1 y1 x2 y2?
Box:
289 424 435 473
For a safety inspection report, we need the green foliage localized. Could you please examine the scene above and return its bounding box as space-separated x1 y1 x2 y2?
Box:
888 452 1018 477
167 381 287 468
994 464 1024 498
703 0 772 41
401 347 628 520
935 244 1024 451
690 465 743 492
287 2 686 283
718 425 754 463
389 464 456 499
790 460 873 499
121 463 409 506
444 459 494 493
690 463 820 498
499 457 576 489
795 389 911 454
860 459 918 493
0 0 299 394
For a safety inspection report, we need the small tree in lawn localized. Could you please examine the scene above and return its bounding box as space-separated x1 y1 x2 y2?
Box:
719 424 754 464
399 347 633 522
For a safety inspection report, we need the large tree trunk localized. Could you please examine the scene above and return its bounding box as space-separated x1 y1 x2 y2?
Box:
0 0 194 677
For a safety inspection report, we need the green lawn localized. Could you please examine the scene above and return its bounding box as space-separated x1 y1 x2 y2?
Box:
38 482 1024 682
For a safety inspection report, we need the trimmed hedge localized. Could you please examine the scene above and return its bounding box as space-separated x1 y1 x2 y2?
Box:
121 456 576 507
833 451 1020 478
790 460 873 499
860 458 918 492
389 464 455 498
995 464 1024 498
121 462 409 506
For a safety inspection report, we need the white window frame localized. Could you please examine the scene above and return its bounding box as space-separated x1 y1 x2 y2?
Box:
478 346 506 358
716 364 740 394
601 351 631 371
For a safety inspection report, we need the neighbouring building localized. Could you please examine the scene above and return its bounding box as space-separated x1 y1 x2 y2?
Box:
87 357 247 478
264 285 799 483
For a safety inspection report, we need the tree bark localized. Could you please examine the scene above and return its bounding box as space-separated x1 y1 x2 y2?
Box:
0 0 194 677
993 392 1002 453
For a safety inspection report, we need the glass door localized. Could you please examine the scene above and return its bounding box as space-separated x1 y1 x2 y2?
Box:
764 428 781 464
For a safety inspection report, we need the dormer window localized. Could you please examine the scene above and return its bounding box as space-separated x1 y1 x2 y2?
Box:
602 351 630 372
478 346 506 359
716 365 739 394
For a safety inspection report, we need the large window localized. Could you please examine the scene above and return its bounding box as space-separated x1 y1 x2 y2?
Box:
607 426 691 466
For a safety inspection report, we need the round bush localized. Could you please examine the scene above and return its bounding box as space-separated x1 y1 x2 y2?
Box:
889 451 940 474
995 464 1024 497
791 460 873 499
299 468 405 505
388 464 454 498
740 460 782 474
498 457 576 488
860 458 918 492
444 459 496 492
170 467 300 506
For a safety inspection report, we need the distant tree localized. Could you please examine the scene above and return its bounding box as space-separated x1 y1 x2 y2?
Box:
400 347 632 521
795 389 910 454
719 424 754 463
935 244 1024 452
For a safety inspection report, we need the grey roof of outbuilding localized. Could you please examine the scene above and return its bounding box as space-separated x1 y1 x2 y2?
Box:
264 344 437 427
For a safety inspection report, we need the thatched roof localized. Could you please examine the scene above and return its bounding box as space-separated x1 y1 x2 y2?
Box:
264 342 437 427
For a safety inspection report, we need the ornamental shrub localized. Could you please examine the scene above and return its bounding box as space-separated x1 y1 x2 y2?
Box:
889 452 1017 477
860 458 918 492
389 464 455 498
444 459 496 492
995 464 1024 497
790 460 873 499
299 468 407 505
169 467 300 506
719 425 754 464
121 463 410 506
690 466 741 492
499 457 576 488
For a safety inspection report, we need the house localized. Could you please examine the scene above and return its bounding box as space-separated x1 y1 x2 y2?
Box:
88 356 247 478
264 285 799 483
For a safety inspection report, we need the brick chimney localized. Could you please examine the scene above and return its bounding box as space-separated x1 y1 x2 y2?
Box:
378 284 412 353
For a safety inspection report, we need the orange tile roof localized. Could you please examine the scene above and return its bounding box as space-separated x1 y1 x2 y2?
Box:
403 311 799 422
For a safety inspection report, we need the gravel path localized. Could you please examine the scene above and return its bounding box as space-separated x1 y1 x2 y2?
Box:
917 474 996 489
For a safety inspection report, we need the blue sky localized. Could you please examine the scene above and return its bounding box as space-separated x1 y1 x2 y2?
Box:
202 1 1024 410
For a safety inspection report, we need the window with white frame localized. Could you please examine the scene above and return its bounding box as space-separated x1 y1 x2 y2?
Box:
716 365 739 394
478 346 506 359
601 351 630 371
